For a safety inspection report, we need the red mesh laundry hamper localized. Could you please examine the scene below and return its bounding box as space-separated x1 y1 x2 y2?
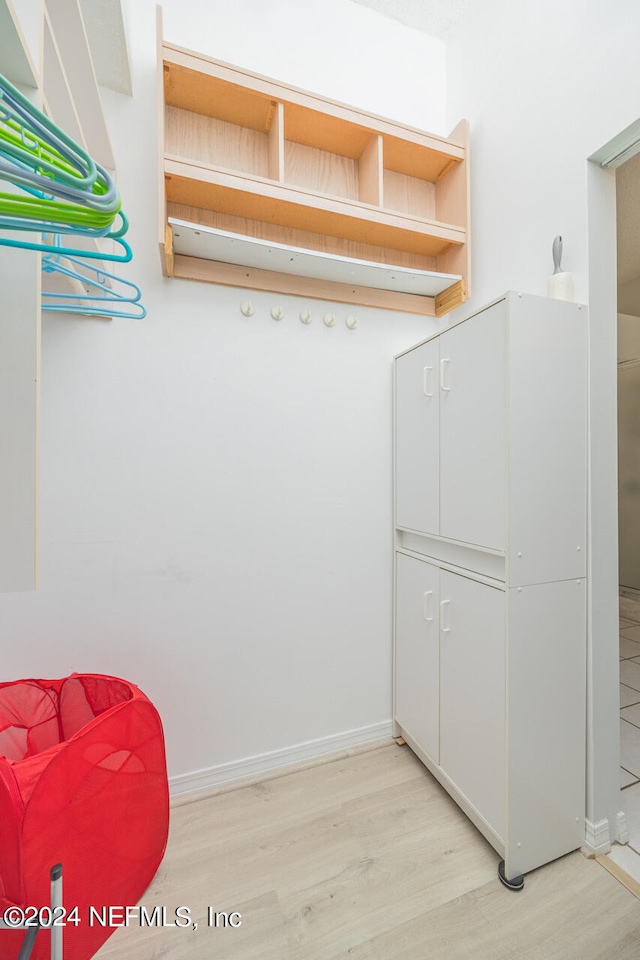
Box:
0 674 169 960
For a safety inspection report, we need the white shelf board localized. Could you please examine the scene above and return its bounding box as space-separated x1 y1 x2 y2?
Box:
79 0 132 96
45 0 115 170
43 13 86 150
0 0 39 87
169 218 461 297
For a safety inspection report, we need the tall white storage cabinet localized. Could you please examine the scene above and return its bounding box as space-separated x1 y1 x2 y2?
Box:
393 292 588 888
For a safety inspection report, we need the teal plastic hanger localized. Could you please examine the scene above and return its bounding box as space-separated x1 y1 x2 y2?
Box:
0 74 97 188
42 252 146 319
0 216 133 261
0 72 144 310
0 75 121 234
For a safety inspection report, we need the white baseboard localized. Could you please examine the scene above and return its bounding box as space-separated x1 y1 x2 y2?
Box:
614 811 630 845
169 721 394 803
584 817 612 856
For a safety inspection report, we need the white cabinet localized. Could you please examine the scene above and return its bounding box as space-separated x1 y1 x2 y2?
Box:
396 554 506 830
395 301 506 550
439 304 506 550
439 568 506 836
395 553 440 764
393 292 588 887
395 340 439 535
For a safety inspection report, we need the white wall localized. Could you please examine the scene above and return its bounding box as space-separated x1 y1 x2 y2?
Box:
0 1 446 785
159 0 447 132
445 0 640 843
3 0 629 836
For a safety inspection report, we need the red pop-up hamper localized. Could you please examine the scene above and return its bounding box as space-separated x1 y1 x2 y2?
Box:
0 674 169 960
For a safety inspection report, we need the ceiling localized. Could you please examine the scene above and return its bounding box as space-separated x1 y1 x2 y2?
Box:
349 0 472 38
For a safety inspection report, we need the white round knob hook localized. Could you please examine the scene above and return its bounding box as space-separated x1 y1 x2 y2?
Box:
323 312 336 327
240 301 254 317
300 310 312 324
346 315 358 330
271 306 285 321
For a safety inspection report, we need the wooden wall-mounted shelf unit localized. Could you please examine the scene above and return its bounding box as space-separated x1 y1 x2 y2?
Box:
158 36 470 317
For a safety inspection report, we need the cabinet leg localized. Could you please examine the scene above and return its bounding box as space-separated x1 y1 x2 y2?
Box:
498 860 524 891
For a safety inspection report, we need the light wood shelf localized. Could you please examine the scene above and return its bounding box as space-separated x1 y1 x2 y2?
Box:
159 39 470 316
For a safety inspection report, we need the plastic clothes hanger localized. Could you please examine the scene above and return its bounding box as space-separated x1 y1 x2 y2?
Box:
0 107 119 212
0 233 133 261
0 191 119 230
0 75 97 188
0 155 120 210
0 114 94 185
0 76 120 227
42 252 147 319
42 251 143 302
0 217 133 261
41 298 146 320
0 73 144 314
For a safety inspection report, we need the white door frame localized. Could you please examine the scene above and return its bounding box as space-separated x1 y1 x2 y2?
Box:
585 121 640 852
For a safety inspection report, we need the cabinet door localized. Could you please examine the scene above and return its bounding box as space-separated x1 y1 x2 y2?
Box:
394 552 440 763
395 340 440 535
439 570 505 836
439 303 506 550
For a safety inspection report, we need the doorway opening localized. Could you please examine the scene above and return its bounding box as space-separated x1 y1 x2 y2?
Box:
616 150 640 874
584 123 640 864
588 119 640 872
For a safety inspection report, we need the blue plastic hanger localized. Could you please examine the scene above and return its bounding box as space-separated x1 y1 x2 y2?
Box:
0 215 133 261
0 75 97 187
0 72 145 315
42 251 146 319
41 300 146 319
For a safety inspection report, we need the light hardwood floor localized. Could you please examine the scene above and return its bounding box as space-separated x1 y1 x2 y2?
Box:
95 742 640 960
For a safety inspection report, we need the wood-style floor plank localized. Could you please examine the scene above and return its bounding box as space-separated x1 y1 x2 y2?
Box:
94 742 640 960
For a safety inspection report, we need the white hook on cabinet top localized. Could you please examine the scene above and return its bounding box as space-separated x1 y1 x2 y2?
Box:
300 310 312 324
323 312 336 327
240 301 254 316
271 306 285 321
346 315 358 329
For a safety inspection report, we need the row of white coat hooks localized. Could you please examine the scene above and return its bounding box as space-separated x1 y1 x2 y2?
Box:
240 301 358 329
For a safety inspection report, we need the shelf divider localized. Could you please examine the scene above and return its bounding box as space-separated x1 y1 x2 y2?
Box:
359 134 383 206
267 101 284 181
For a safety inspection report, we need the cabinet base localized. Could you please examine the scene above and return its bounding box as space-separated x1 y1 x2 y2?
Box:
498 860 524 891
